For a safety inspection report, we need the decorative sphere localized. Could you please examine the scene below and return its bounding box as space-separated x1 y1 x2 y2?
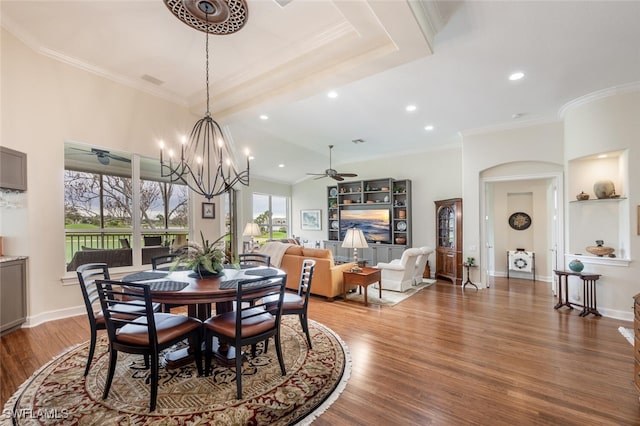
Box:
593 180 615 199
568 259 584 273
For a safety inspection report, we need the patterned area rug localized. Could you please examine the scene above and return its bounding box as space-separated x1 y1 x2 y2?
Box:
2 317 350 425
344 279 436 306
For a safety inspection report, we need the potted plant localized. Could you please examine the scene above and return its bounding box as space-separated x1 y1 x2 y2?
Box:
466 257 475 265
172 231 227 277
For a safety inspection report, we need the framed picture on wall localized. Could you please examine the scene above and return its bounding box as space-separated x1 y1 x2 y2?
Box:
202 202 215 219
301 209 321 230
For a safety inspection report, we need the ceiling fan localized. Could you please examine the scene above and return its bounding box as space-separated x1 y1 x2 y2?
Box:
307 145 357 181
69 147 131 165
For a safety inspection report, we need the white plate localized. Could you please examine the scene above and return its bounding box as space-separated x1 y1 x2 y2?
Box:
331 221 339 230
329 188 338 197
397 221 407 231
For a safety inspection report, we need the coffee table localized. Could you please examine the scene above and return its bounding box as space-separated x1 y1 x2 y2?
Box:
343 267 382 307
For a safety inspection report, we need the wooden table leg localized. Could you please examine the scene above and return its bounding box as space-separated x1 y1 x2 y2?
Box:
363 284 368 306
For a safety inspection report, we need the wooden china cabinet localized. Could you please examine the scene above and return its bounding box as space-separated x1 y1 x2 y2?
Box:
435 198 462 285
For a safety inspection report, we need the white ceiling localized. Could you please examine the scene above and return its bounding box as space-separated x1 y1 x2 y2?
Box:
3 0 640 184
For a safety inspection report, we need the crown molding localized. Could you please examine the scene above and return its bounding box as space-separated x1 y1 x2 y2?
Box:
460 116 560 138
558 81 640 119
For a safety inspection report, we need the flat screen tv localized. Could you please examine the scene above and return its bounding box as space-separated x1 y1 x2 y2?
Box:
340 209 391 243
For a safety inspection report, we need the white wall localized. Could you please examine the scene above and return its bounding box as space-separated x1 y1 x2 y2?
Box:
1 30 202 325
291 146 463 256
463 122 565 288
563 89 640 319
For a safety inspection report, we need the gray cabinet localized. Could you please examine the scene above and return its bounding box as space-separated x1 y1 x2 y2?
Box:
326 177 411 251
0 146 28 191
1 258 27 334
370 244 406 264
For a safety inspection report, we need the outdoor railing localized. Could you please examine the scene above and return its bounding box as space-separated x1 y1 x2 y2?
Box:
65 229 188 264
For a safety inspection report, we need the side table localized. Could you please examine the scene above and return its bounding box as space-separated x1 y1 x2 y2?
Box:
553 270 602 317
462 262 478 290
343 267 382 307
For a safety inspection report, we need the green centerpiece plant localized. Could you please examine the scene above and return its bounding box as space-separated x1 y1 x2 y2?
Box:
172 231 227 277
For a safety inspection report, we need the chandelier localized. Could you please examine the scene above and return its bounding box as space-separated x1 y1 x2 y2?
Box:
160 0 250 200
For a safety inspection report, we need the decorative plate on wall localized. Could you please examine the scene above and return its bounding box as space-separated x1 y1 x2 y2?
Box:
397 221 407 231
508 212 532 230
329 187 338 197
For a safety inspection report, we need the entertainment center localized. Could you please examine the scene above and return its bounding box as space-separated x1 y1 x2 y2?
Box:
324 177 412 265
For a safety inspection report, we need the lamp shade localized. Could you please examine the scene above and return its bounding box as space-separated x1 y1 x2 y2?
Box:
342 228 368 249
243 222 261 237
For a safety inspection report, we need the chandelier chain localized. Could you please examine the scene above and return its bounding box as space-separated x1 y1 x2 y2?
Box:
205 21 211 117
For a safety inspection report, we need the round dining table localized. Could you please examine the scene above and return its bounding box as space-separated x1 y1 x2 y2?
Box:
121 265 287 368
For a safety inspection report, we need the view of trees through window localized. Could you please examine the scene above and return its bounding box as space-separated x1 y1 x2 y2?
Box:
64 145 189 269
252 193 288 243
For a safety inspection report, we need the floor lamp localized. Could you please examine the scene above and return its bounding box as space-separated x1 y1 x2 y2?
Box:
243 222 261 251
342 228 369 272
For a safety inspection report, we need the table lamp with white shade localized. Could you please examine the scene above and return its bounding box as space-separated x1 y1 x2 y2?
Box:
342 228 369 272
243 222 261 250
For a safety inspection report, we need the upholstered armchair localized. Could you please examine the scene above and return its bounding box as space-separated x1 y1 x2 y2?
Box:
375 247 422 292
413 246 434 285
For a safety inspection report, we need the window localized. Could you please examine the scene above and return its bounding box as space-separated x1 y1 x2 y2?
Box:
252 193 289 243
64 143 189 272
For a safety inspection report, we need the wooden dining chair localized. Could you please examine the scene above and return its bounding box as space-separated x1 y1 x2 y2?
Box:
150 253 190 313
76 263 160 376
203 275 287 399
95 280 203 412
264 259 316 348
238 253 271 267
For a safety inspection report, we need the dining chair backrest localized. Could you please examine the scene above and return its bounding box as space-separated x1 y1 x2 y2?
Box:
151 253 184 271
76 263 110 376
76 263 110 325
95 280 154 338
238 253 271 267
236 276 287 327
95 280 203 411
203 275 287 399
297 259 316 300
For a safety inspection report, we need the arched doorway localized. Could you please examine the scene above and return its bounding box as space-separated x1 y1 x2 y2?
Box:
480 162 564 290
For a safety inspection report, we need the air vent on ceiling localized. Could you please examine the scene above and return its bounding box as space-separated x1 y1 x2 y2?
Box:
352 138 365 144
141 74 164 86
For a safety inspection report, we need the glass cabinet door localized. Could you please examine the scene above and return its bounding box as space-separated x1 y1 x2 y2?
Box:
438 205 455 248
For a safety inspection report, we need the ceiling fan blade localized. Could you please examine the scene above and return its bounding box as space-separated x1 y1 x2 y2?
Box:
331 175 344 181
107 153 131 163
314 175 328 180
336 173 357 178
307 173 327 176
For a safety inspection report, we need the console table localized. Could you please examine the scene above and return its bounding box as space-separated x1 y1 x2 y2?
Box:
553 270 602 317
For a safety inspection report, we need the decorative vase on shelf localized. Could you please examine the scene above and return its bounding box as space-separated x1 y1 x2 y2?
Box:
576 191 590 201
586 240 616 257
568 259 584 273
593 180 615 199
395 236 406 245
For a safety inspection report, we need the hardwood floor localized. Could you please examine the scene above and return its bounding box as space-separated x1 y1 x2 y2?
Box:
2 277 638 424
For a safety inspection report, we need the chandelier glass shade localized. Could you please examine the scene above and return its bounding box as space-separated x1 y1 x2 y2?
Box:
160 0 250 200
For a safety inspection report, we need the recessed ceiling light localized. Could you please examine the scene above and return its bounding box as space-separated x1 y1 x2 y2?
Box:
406 105 417 112
327 91 338 99
509 71 525 81
259 115 269 120
424 125 434 131
511 113 523 119
278 164 285 168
